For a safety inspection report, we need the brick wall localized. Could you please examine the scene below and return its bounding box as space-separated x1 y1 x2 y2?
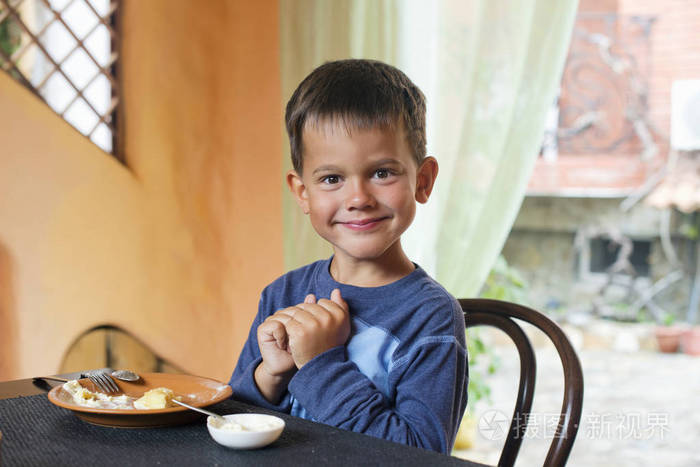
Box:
619 0 700 144
528 0 700 194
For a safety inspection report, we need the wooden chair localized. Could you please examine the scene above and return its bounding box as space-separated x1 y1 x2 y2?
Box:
461 298 584 467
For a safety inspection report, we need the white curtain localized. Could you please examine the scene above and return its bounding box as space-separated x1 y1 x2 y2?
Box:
280 0 578 297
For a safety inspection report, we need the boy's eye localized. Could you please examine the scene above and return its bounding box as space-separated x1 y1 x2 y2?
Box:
373 168 392 179
321 175 341 184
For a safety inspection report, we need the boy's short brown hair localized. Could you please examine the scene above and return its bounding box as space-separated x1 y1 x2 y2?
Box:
285 59 426 174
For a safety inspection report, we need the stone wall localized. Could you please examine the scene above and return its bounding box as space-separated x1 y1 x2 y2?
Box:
501 196 693 321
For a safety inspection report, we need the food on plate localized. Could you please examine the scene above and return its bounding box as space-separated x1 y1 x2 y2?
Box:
62 380 135 409
61 380 180 410
133 387 179 410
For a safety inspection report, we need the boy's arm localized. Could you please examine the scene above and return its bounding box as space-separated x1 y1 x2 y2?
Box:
253 364 292 404
286 302 468 454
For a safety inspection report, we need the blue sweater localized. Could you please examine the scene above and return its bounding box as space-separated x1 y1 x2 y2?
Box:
229 258 468 453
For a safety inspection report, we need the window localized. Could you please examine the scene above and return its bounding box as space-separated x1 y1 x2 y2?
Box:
589 237 651 277
0 0 121 160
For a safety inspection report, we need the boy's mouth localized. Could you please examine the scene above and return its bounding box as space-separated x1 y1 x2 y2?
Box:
338 216 390 231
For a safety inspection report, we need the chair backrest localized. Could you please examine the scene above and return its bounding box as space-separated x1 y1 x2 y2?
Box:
461 298 584 467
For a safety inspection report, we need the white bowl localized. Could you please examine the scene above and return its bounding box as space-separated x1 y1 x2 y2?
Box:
207 413 285 449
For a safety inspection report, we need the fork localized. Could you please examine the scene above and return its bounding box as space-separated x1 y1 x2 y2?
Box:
86 370 120 394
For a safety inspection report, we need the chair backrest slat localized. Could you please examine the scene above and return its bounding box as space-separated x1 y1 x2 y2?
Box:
465 311 536 467
460 299 584 467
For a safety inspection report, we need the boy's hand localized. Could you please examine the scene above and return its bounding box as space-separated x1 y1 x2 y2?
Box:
253 294 317 404
270 289 350 368
257 292 316 377
257 317 296 377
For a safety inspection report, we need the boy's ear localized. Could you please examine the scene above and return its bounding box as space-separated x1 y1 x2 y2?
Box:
415 156 438 204
287 170 310 214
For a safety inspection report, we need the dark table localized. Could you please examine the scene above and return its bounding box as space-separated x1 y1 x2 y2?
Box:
0 378 484 466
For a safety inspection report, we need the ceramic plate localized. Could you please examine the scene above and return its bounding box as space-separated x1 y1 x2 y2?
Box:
48 372 232 428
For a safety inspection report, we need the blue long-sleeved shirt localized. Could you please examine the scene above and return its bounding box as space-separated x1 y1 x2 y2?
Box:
229 257 468 453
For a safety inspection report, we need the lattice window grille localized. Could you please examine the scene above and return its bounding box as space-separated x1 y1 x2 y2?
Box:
0 0 119 157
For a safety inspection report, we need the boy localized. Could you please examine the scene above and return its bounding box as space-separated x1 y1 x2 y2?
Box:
229 59 467 454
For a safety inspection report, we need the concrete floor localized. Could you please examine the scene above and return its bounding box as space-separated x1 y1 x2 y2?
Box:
453 326 700 466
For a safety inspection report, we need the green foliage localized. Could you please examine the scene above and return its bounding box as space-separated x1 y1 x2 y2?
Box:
479 255 528 303
662 311 676 326
631 304 679 326
466 255 528 413
680 216 699 240
466 328 500 413
0 10 22 59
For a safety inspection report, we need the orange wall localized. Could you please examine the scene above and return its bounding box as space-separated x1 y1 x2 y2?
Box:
0 0 283 381
0 72 148 379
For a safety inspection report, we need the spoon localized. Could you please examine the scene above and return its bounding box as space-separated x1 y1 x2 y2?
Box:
111 369 140 382
171 399 227 422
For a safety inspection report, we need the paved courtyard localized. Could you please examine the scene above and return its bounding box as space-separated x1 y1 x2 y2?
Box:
453 323 700 466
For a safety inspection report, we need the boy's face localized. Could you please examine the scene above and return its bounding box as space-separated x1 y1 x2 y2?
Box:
287 120 437 265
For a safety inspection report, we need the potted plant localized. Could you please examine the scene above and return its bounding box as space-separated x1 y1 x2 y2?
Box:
681 326 700 356
654 312 684 353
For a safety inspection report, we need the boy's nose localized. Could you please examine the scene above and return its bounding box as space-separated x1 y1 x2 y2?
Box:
345 180 376 210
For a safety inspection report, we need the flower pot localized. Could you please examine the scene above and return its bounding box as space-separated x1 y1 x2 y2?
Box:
654 326 684 353
681 327 700 356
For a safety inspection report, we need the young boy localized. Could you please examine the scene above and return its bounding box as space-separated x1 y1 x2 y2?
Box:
229 59 467 454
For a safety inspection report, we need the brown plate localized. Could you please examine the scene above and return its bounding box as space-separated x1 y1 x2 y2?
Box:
47 372 232 428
